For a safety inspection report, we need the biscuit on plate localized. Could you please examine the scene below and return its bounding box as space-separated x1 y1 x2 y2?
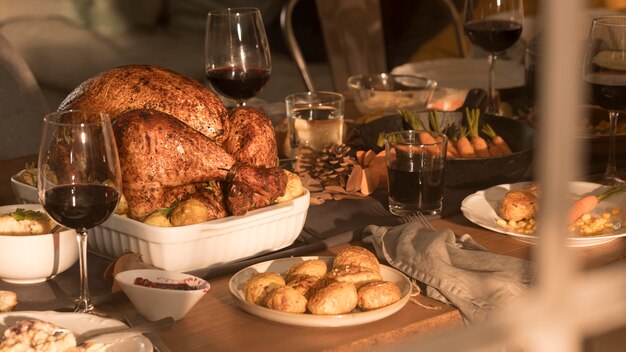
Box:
286 274 323 298
307 282 358 315
333 246 380 273
0 290 17 312
357 281 402 311
325 265 382 289
285 259 327 281
244 272 285 305
263 286 307 313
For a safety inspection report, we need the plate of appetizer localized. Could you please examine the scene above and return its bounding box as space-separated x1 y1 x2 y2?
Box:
229 246 412 327
0 311 152 351
461 181 626 247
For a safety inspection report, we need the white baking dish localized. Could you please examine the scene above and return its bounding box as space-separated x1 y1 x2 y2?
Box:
11 174 309 272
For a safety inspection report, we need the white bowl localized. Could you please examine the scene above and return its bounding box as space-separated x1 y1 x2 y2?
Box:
11 173 310 272
115 269 210 321
0 204 78 284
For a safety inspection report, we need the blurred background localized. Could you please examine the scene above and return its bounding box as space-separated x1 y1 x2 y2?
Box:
0 0 623 109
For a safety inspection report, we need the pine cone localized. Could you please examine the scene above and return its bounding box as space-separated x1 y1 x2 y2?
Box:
297 144 355 188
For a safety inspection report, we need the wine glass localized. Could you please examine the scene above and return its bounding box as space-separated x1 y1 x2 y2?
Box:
38 110 122 313
205 7 271 107
583 16 626 185
463 0 524 114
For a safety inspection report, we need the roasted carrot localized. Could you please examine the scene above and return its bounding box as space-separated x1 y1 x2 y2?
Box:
482 123 513 155
398 109 440 155
568 185 625 224
444 124 461 158
456 126 476 158
429 111 458 157
488 142 503 157
465 108 490 157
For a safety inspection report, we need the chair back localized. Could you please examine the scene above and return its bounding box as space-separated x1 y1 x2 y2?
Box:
315 0 387 95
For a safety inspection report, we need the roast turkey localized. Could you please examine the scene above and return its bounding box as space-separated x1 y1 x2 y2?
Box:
223 106 279 168
58 65 287 221
58 65 230 145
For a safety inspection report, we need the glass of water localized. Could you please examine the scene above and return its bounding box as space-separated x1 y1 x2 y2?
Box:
285 91 345 160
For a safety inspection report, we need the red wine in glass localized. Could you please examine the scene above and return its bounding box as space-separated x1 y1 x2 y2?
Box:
205 8 271 106
463 0 524 114
44 184 120 230
205 66 270 101
583 16 626 185
587 74 626 111
464 20 522 53
38 110 122 313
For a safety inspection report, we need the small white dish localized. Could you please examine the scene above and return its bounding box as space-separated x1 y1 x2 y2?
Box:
461 181 626 247
229 256 411 327
0 311 152 351
0 204 78 284
116 269 210 321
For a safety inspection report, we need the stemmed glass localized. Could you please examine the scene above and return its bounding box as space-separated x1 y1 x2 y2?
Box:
38 110 122 313
463 0 524 114
205 7 271 107
583 16 626 185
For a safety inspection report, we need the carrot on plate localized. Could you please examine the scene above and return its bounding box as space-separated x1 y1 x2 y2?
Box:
482 123 513 155
568 185 625 224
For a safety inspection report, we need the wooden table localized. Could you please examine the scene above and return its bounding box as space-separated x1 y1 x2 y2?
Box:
2 155 626 351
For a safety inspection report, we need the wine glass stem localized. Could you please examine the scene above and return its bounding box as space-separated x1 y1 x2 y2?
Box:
604 110 620 183
75 230 93 313
486 53 499 114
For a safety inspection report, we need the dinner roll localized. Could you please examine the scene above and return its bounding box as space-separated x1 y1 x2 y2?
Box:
307 282 358 315
357 281 402 311
244 272 285 305
263 286 307 313
285 259 327 281
333 246 380 273
286 275 323 298
0 290 17 312
325 265 383 289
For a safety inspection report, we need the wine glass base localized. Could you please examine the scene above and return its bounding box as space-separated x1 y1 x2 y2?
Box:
600 175 625 186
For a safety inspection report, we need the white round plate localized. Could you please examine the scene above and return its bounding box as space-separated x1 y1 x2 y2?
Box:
461 181 626 247
392 58 524 90
0 311 153 351
229 256 411 327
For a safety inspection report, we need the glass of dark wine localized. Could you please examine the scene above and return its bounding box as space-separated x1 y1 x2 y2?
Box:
205 7 271 107
584 16 626 185
38 110 122 313
463 0 523 114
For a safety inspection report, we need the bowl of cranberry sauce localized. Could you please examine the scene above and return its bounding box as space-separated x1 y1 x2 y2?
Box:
116 269 210 321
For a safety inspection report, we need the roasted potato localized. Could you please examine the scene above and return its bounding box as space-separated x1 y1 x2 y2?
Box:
276 170 304 203
143 211 172 227
170 198 211 226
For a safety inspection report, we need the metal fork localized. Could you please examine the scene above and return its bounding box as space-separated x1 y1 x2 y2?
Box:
398 212 429 227
402 212 487 251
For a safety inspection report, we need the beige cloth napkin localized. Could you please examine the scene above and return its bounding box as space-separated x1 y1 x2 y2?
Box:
363 222 533 322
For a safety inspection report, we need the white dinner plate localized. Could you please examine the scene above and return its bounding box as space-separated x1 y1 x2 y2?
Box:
392 58 525 90
0 311 153 351
229 256 411 327
461 181 626 247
